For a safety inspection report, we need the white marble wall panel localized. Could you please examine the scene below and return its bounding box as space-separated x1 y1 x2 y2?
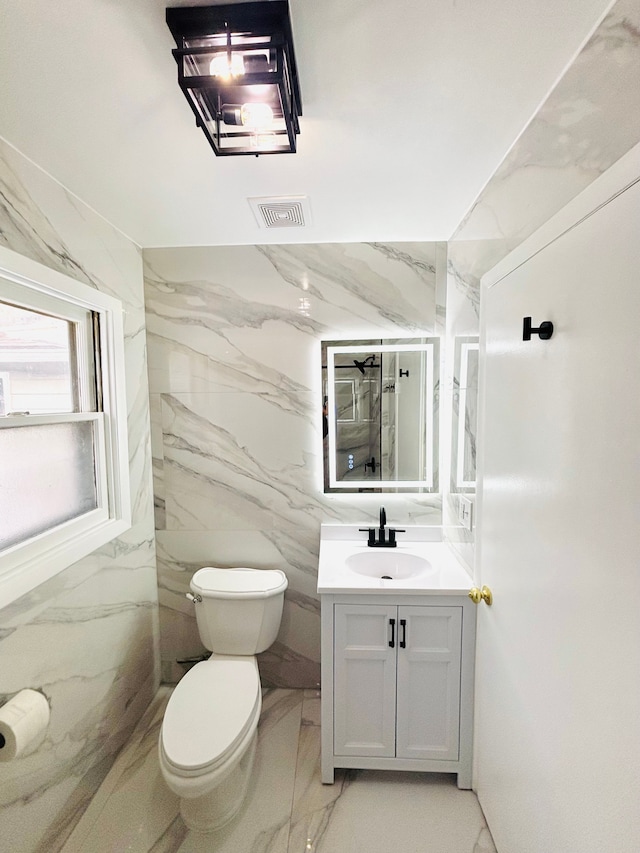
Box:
144 243 443 686
454 0 640 249
443 0 640 572
0 137 158 853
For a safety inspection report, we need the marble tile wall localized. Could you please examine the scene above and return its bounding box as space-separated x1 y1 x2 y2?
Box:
144 242 444 686
443 0 640 571
0 138 158 853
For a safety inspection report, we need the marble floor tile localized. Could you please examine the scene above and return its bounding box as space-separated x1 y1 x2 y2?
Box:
306 771 489 853
63 687 496 853
63 687 179 853
300 689 321 726
177 689 303 853
287 721 352 853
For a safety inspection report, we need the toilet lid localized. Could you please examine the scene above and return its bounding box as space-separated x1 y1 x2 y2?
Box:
191 567 287 599
161 658 260 773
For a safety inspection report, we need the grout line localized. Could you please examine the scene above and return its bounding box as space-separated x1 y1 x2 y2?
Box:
284 692 306 853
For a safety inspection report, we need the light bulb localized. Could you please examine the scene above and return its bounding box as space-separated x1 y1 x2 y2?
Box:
240 103 273 129
209 53 244 79
221 103 273 129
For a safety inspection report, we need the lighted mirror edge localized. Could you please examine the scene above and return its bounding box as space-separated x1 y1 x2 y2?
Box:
455 341 479 489
326 347 338 488
328 481 435 490
325 341 437 491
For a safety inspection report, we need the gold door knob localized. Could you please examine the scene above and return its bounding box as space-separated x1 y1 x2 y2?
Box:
469 586 493 606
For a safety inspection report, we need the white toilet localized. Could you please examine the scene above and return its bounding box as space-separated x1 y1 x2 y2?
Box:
158 566 288 831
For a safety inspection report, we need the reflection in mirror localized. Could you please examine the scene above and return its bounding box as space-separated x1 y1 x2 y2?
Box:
452 337 479 491
321 339 439 493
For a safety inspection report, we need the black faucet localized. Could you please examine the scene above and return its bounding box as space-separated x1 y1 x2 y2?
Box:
359 506 405 548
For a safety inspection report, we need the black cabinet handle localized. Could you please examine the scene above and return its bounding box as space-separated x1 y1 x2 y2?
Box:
389 618 396 648
400 619 407 649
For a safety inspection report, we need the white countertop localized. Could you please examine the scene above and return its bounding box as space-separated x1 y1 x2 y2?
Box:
317 525 473 595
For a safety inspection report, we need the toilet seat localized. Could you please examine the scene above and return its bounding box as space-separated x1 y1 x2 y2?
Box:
161 657 261 776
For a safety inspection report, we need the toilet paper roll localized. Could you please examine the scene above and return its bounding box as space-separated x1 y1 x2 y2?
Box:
0 689 50 762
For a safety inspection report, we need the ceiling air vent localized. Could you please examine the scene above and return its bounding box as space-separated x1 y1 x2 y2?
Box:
248 196 311 229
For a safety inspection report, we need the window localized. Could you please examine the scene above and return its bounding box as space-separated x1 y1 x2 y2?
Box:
0 246 131 607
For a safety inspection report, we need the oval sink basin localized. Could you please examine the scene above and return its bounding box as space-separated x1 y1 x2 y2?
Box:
345 551 433 580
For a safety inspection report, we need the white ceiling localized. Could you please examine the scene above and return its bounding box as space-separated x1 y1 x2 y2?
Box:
0 0 613 248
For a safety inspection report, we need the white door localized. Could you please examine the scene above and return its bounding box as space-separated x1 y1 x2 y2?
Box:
333 604 397 757
396 605 462 760
476 174 640 852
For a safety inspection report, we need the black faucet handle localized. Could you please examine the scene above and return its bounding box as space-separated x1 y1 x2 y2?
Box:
379 506 386 528
387 528 405 547
359 527 376 546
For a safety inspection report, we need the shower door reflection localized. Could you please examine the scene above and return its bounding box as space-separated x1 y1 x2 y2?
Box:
333 351 382 482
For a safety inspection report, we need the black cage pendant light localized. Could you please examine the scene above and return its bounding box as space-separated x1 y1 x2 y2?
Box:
166 2 302 156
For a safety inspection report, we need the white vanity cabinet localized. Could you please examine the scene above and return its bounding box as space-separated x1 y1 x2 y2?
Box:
321 593 475 788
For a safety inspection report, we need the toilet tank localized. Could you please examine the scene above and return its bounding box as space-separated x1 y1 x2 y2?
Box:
190 567 287 655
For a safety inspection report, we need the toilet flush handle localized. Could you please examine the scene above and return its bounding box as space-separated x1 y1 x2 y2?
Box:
186 593 202 604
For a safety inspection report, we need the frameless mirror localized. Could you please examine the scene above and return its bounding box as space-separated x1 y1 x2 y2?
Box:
321 338 439 493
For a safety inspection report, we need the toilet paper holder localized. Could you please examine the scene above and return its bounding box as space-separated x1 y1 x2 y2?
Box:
0 689 50 762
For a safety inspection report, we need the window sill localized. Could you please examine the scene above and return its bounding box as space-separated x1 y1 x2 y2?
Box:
0 513 131 608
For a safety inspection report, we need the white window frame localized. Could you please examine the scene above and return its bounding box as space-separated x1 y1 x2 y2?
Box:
0 245 131 608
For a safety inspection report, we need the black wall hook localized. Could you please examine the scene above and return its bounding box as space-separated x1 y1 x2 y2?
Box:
523 316 554 341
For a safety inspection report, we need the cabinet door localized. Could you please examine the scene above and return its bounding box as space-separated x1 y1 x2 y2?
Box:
333 603 397 757
396 605 462 760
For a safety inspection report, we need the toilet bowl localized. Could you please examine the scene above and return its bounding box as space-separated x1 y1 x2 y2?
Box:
158 567 287 831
